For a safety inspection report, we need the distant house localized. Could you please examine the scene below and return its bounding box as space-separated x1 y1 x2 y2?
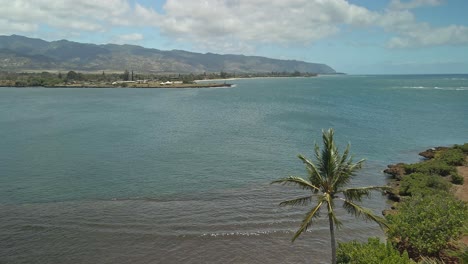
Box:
112 81 136 85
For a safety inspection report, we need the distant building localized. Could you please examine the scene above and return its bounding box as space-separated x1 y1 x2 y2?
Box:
112 81 136 85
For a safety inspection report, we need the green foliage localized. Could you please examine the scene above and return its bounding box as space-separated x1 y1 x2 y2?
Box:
1 71 126 87
292 70 301 77
14 80 28 87
272 129 388 264
386 193 468 257
436 148 465 166
403 159 455 176
337 237 414 264
1 70 322 88
66 70 79 81
122 70 130 81
451 173 464 185
460 247 468 264
182 74 195 84
220 71 228 79
454 143 468 154
399 173 450 196
441 246 468 264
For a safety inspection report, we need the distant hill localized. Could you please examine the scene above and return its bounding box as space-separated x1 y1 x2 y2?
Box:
0 35 336 74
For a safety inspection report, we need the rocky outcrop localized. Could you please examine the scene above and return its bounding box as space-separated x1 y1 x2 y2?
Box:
383 163 406 180
383 163 406 204
418 147 449 159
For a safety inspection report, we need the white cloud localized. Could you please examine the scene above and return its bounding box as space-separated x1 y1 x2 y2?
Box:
0 0 131 33
138 0 467 52
0 19 38 35
0 0 466 52
387 24 468 48
148 0 380 53
133 3 161 27
388 0 442 10
377 9 468 48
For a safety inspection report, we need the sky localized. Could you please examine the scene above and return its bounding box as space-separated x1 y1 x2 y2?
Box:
1 0 467 74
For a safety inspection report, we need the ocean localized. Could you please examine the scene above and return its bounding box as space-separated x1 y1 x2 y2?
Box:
0 75 467 263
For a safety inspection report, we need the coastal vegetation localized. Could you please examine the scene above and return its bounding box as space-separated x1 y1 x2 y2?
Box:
381 144 468 263
0 70 317 88
386 193 466 259
337 238 414 263
275 131 467 263
272 128 389 264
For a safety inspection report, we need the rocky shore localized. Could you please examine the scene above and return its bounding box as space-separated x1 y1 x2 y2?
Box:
383 145 467 205
382 144 468 262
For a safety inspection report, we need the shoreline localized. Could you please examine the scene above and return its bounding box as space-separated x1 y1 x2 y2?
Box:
383 145 467 203
382 143 468 261
0 83 234 89
194 75 331 82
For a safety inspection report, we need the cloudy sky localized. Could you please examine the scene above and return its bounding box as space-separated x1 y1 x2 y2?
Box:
1 0 467 74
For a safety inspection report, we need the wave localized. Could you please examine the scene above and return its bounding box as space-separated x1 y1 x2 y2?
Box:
199 230 292 238
397 86 468 91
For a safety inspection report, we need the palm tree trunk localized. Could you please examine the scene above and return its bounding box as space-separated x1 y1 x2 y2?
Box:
328 213 336 264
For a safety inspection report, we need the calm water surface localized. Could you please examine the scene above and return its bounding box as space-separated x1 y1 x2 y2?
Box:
1 75 467 263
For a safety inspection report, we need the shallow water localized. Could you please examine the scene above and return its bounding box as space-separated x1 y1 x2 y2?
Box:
1 75 467 263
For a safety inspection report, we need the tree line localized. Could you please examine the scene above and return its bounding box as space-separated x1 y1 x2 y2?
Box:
0 70 319 87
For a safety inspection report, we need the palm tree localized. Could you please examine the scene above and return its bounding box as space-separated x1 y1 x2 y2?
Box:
272 128 389 264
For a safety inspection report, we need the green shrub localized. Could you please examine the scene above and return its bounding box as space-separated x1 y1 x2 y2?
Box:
403 160 455 176
451 173 464 185
399 173 451 196
436 148 465 166
442 246 468 264
454 143 468 154
386 193 468 257
337 237 414 264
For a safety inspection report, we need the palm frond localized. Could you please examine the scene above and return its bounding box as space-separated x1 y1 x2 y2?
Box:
339 186 390 202
347 159 365 173
274 128 388 246
271 176 320 192
297 154 324 186
279 195 314 207
321 128 338 180
341 199 388 229
314 143 322 165
331 158 365 189
292 199 324 242
339 144 351 166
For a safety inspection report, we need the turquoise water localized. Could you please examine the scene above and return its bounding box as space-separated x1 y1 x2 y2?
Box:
0 75 467 263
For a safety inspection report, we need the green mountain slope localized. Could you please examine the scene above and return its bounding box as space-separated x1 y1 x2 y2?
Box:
0 35 336 74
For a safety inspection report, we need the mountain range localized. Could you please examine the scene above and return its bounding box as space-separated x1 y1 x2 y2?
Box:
0 35 336 74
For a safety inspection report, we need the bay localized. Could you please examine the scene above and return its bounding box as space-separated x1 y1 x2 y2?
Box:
0 75 467 263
